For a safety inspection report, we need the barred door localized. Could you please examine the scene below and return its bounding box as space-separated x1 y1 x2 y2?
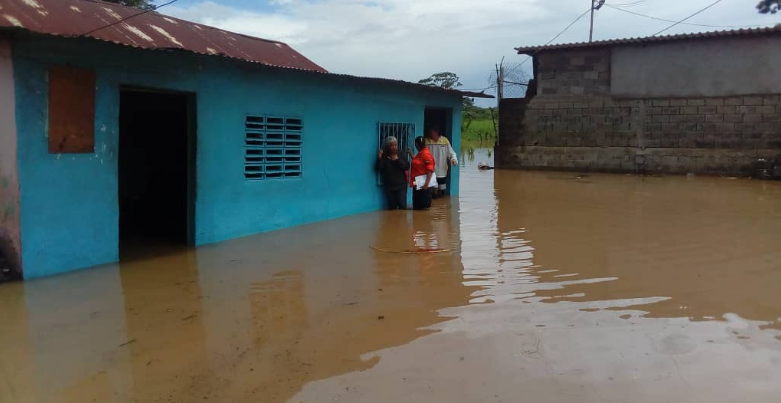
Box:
377 122 415 185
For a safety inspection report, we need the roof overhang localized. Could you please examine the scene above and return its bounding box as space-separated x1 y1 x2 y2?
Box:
515 26 781 55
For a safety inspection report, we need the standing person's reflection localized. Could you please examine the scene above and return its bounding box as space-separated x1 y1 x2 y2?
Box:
374 213 415 289
408 136 435 211
376 136 410 210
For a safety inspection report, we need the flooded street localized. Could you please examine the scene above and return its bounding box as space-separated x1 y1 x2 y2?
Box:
2 148 781 403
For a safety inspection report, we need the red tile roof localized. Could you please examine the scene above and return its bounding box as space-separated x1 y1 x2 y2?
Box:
0 0 327 72
515 26 781 55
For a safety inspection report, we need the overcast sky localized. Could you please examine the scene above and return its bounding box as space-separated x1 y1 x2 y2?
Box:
162 0 780 106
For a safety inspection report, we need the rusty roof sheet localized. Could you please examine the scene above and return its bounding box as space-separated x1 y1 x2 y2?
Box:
0 0 327 72
515 26 781 55
0 0 492 99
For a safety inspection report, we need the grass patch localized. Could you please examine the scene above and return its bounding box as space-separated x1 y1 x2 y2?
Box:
462 118 496 142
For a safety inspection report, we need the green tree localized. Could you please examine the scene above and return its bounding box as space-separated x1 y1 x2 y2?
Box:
418 72 462 90
104 0 156 10
419 71 475 108
757 0 780 13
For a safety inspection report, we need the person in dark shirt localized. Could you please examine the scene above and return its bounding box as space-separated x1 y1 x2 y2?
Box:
376 136 410 210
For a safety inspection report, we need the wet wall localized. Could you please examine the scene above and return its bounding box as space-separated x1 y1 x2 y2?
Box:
12 36 462 279
0 37 22 275
497 40 781 175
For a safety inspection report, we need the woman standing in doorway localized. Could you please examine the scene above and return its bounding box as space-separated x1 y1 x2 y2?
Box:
376 136 409 210
425 127 458 198
408 136 435 210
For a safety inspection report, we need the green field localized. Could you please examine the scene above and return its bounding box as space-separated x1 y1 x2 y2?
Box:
462 118 496 142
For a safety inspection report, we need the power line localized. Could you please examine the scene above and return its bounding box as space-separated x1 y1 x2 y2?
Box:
606 4 762 29
609 0 651 7
504 0 730 88
477 4 628 95
501 6 591 80
651 0 724 36
495 7 590 97
517 7 593 68
81 0 180 36
546 8 593 49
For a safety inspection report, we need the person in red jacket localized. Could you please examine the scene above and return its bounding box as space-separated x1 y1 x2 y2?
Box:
407 136 436 210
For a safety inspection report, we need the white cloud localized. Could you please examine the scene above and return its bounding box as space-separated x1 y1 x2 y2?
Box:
164 0 779 103
163 2 308 42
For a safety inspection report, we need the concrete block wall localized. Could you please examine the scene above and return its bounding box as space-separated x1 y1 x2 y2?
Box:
497 98 526 147
536 48 611 97
497 47 781 175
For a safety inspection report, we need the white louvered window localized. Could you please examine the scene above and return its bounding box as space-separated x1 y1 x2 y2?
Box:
245 115 303 180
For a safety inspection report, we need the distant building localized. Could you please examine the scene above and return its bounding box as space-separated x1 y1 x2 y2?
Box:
497 27 781 175
0 0 488 279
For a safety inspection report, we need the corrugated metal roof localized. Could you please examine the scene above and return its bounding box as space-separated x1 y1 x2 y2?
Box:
0 0 328 72
298 72 495 98
515 26 781 54
0 0 492 99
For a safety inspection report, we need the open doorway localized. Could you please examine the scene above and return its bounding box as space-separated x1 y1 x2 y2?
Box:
424 107 454 195
118 88 195 258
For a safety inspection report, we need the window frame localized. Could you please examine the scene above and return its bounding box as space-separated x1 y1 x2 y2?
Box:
377 121 415 186
244 114 303 181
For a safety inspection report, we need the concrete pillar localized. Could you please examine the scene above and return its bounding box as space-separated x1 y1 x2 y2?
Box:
0 37 22 277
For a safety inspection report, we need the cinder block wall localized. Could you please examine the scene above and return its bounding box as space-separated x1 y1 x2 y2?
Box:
497 47 781 175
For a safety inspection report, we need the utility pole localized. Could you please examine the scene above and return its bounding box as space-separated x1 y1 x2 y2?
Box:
495 57 505 108
589 0 606 43
495 64 500 107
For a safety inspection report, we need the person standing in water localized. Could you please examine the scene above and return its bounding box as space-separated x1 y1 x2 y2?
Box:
408 136 435 210
425 127 458 198
376 136 410 210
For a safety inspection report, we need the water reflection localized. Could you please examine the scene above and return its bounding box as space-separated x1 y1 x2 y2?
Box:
2 148 781 403
251 270 308 348
492 169 781 329
119 249 208 402
294 149 781 402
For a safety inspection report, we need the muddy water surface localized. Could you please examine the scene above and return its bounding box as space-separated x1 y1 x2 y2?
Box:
2 149 781 403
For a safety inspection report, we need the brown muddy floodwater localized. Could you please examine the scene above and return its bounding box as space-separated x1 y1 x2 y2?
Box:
2 148 781 403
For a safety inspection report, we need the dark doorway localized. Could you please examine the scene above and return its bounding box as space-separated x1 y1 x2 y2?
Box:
118 88 195 257
424 107 453 193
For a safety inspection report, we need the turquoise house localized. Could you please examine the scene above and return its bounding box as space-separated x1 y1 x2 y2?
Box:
0 0 486 279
